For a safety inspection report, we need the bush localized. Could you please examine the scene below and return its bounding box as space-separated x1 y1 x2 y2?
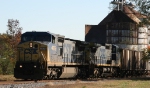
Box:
0 58 15 75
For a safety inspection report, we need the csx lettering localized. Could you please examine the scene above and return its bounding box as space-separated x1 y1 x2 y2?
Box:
24 49 38 54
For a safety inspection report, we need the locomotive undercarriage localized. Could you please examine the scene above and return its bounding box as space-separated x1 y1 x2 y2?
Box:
91 67 149 78
42 65 150 80
45 65 89 79
44 65 121 79
88 66 120 78
15 64 150 80
119 69 150 78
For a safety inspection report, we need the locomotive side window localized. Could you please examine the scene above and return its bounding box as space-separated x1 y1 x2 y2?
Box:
112 54 116 60
58 37 64 43
73 47 75 52
52 36 55 43
112 47 116 53
59 47 63 56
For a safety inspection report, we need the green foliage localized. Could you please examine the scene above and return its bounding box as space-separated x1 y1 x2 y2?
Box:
130 0 150 25
0 34 14 75
0 19 22 75
0 58 15 75
142 48 150 61
82 86 86 88
0 59 10 75
7 59 15 74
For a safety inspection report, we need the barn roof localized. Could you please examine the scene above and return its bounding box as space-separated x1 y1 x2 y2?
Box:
124 6 147 19
98 10 135 25
98 5 147 25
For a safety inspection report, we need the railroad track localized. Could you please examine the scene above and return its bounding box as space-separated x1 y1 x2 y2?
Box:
0 78 100 88
0 79 79 88
0 76 136 85
0 79 67 85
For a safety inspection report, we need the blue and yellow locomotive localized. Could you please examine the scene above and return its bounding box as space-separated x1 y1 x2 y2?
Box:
14 31 120 80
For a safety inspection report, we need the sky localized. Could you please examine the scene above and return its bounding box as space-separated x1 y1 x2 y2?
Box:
0 0 113 41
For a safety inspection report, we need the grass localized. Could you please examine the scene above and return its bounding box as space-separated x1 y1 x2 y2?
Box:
0 75 16 81
82 86 86 88
45 78 150 88
1 75 150 88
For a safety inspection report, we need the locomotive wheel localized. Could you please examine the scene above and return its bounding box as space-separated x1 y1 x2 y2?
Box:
77 68 87 79
48 72 54 79
48 69 59 79
112 68 118 77
94 68 99 78
98 68 103 78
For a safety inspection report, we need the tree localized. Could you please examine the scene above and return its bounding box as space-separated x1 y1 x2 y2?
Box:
6 19 22 60
0 19 22 75
142 48 150 61
0 34 13 75
129 0 150 25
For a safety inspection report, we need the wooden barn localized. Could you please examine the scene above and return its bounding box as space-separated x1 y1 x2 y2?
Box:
85 4 150 71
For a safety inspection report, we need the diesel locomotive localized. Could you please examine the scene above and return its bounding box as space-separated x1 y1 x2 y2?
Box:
14 31 121 80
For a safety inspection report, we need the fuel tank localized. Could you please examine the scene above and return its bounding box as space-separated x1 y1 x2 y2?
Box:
59 67 78 78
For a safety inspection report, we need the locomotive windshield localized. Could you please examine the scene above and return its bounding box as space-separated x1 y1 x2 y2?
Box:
21 32 52 42
22 35 51 41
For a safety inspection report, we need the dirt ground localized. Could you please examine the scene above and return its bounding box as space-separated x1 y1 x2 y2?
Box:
41 78 150 88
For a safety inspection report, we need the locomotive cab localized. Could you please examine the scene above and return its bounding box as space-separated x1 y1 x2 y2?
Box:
14 32 53 80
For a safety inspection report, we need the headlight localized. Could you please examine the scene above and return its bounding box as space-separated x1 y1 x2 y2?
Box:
20 65 22 68
29 42 33 48
34 65 36 68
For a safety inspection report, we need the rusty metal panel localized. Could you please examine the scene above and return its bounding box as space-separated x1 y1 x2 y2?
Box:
121 49 126 69
125 50 130 70
85 25 92 35
131 51 136 70
129 50 133 70
121 50 143 70
137 51 141 69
